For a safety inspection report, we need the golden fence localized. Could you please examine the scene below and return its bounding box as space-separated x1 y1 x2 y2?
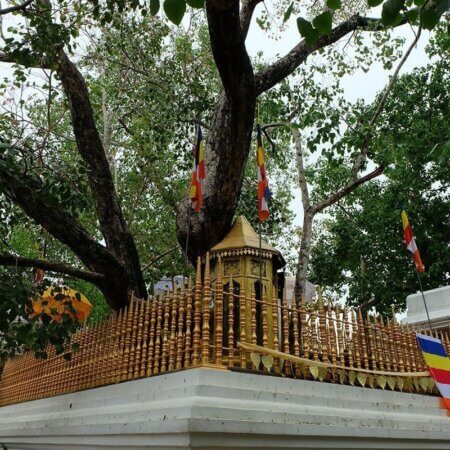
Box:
1 254 448 406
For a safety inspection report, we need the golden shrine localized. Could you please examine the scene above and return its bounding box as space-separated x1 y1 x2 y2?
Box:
209 216 285 348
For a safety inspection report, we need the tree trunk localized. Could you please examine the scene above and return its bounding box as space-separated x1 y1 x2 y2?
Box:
176 91 256 261
294 211 315 303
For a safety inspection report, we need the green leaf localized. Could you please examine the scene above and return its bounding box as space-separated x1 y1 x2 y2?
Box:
186 0 204 7
421 9 440 29
413 0 425 5
405 9 419 22
368 0 384 6
297 17 320 45
327 0 341 9
435 0 450 15
163 0 186 24
283 2 294 22
312 11 333 35
150 0 160 15
382 0 405 25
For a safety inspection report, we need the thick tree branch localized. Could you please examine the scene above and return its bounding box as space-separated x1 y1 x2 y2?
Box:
312 164 385 214
205 0 255 106
0 0 33 15
54 51 146 298
0 255 104 284
240 0 264 39
0 165 122 275
255 14 405 94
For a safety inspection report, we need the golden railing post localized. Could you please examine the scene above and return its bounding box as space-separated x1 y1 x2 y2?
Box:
251 289 257 346
386 318 398 372
328 303 338 380
139 298 151 378
240 287 247 368
358 310 369 371
374 315 385 372
400 324 411 373
366 313 376 371
153 293 164 374
128 294 139 380
98 317 111 387
228 275 235 368
202 252 212 365
146 296 158 376
311 303 319 363
121 298 134 382
168 287 178 372
392 307 405 372
301 297 309 358
353 311 362 370
111 309 123 384
192 257 202 366
318 288 328 359
272 292 280 373
176 284 186 370
406 325 417 374
344 307 353 369
381 317 392 373
282 289 290 374
215 257 224 366
161 291 171 373
262 292 268 348
134 299 145 379
184 278 193 368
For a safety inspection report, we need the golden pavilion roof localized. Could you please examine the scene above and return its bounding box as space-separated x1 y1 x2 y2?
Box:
210 216 285 267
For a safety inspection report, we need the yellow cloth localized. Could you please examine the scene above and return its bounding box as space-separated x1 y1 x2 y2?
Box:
31 286 92 322
423 353 450 371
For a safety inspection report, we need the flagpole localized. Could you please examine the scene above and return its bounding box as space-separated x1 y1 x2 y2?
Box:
413 265 432 331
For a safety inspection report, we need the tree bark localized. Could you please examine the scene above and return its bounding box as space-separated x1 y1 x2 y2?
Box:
55 52 147 301
294 211 314 303
176 92 256 260
176 1 256 261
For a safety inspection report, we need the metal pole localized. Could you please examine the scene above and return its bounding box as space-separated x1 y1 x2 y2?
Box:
414 266 432 331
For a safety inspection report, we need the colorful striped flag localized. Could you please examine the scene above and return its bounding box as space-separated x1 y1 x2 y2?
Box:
416 333 450 412
256 124 270 222
401 209 425 272
189 126 205 212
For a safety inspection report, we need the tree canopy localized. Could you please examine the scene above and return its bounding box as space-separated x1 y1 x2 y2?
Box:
0 0 448 355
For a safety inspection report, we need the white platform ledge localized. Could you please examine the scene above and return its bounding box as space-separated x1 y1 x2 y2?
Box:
0 368 449 449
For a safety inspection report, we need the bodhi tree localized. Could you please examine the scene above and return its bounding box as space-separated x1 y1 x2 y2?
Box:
0 0 447 311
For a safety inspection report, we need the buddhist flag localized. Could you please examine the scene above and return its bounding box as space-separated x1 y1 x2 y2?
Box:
34 267 44 285
256 124 270 222
401 209 424 272
189 126 205 212
416 333 450 412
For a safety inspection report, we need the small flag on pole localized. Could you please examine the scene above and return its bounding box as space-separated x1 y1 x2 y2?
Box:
256 124 269 222
416 333 450 412
401 209 425 272
34 267 44 285
189 126 205 212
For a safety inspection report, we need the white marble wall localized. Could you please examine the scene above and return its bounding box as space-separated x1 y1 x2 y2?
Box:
406 285 450 328
0 368 449 449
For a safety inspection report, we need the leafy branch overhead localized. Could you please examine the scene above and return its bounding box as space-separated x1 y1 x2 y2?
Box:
128 0 449 37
